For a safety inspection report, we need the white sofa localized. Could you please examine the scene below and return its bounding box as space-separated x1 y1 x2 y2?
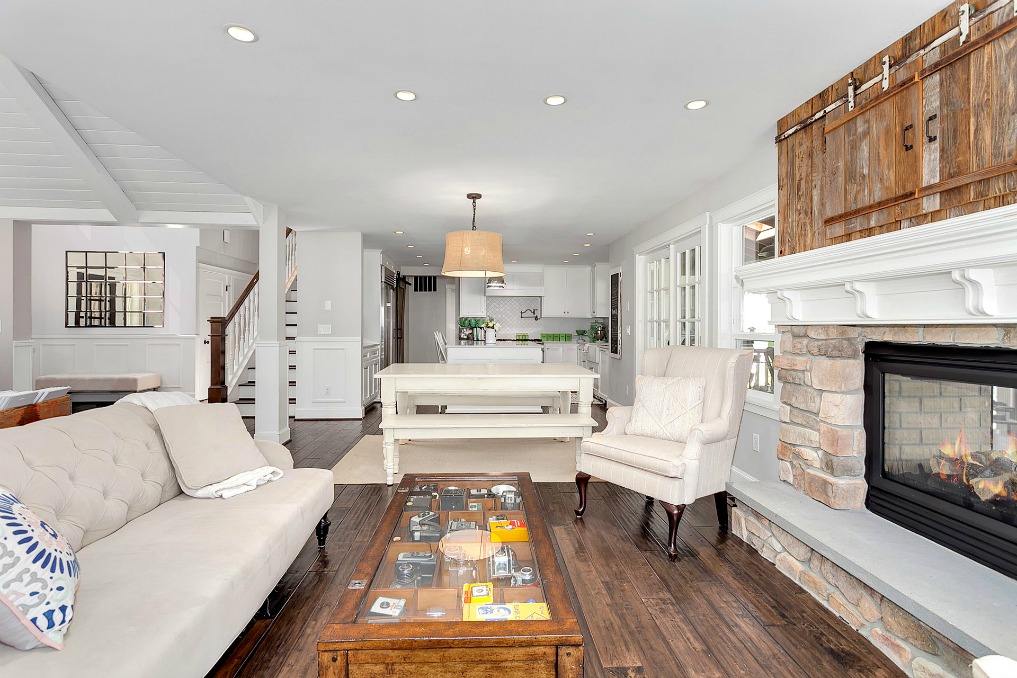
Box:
0 401 334 677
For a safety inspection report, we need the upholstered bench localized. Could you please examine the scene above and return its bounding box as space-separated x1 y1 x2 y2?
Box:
35 373 162 411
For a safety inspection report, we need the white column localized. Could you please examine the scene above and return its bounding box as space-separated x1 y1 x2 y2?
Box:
254 205 290 443
0 220 32 390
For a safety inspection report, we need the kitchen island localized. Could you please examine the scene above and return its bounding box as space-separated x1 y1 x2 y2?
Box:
446 339 544 364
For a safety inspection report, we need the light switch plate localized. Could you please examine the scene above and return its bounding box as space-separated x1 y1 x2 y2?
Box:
317 324 331 335
324 300 332 310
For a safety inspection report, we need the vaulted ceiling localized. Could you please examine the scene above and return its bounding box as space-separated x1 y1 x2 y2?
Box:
0 1 941 265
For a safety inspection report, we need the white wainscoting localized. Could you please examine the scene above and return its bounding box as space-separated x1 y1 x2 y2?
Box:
295 337 363 419
15 335 197 394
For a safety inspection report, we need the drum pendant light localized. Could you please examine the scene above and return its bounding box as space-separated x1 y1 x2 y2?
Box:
441 193 505 278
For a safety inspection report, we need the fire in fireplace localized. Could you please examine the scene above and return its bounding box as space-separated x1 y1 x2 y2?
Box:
864 342 1017 579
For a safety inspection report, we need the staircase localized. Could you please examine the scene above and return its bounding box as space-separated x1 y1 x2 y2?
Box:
233 284 298 417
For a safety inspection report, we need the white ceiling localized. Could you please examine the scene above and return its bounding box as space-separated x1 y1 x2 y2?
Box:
0 0 942 266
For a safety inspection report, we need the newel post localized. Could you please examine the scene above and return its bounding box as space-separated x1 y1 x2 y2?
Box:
208 315 227 403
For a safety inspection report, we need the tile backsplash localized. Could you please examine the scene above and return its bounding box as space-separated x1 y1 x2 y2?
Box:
470 296 603 337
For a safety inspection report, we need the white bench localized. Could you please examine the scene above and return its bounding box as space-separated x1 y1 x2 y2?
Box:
35 372 161 411
379 412 596 485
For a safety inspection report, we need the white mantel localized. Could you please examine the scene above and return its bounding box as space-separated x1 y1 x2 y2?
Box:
736 204 1017 326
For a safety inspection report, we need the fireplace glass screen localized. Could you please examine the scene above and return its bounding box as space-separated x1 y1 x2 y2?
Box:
883 374 1017 527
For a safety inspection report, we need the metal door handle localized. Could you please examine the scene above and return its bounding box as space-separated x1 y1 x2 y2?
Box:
902 124 914 151
925 114 938 142
203 339 210 345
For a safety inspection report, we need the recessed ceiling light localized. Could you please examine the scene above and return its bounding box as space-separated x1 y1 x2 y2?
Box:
394 230 405 234
563 260 570 263
544 95 567 106
407 244 415 248
511 260 518 263
423 263 430 266
225 25 258 43
583 243 591 247
416 255 423 258
572 253 580 256
585 232 594 236
395 90 417 101
165 224 187 229
685 99 708 110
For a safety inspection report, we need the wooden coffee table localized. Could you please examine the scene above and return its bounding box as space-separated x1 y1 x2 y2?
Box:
317 472 584 677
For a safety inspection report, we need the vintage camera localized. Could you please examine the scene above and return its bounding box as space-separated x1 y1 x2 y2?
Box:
499 490 521 511
396 551 437 584
469 488 497 500
409 511 441 543
414 483 439 493
446 519 477 535
403 491 433 511
487 514 508 526
510 565 538 587
442 545 478 588
390 562 422 588
439 487 466 510
486 544 517 581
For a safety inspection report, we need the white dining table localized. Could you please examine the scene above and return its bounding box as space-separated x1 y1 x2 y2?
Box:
374 363 599 484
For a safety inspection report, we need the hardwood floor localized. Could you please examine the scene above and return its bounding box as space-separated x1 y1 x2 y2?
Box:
219 405 902 677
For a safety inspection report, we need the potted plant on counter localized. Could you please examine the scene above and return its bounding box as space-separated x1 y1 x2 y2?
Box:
457 317 472 341
481 318 500 344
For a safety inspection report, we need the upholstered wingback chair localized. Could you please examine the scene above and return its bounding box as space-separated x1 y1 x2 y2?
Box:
575 345 753 560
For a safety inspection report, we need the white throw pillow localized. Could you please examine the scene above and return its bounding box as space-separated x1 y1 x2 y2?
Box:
625 375 706 442
154 403 274 497
0 488 79 650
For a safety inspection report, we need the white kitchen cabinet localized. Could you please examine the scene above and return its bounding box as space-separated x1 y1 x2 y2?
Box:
542 266 592 317
459 277 487 317
593 263 611 318
542 343 579 364
362 344 381 407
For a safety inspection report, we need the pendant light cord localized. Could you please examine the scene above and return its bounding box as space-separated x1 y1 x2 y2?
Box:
471 196 478 231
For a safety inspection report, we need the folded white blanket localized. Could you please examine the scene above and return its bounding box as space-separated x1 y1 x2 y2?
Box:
119 391 200 411
186 465 285 499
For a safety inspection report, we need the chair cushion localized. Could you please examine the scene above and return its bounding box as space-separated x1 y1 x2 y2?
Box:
0 488 79 650
581 433 687 477
626 375 705 442
153 404 268 493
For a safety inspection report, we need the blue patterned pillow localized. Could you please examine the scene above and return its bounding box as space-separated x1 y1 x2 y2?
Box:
0 488 79 650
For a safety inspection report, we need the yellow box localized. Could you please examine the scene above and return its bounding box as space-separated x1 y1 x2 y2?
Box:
489 519 528 542
463 603 551 621
462 582 493 605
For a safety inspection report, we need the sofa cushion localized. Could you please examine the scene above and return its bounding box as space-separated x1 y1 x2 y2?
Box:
0 402 181 552
153 404 269 493
626 375 705 442
0 468 335 678
581 433 687 477
0 488 79 650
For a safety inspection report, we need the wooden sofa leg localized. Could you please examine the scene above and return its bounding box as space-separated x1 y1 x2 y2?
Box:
645 495 654 504
316 513 331 550
574 473 592 518
714 491 729 531
658 501 687 562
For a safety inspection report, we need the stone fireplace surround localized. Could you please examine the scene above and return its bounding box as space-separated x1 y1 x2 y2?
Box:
730 208 1017 677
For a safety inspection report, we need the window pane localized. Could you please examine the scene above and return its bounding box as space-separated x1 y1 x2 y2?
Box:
743 216 776 265
742 292 775 334
740 339 775 394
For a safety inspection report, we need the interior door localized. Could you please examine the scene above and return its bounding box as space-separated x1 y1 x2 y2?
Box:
197 267 229 400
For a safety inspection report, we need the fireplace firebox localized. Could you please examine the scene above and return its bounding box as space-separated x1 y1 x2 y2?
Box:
864 342 1017 579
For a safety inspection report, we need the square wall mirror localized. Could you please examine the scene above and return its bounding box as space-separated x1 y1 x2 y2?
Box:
65 251 165 327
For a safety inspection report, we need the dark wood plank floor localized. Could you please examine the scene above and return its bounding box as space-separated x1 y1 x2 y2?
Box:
217 406 902 677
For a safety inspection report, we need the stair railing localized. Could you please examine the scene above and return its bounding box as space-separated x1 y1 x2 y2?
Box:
208 229 296 403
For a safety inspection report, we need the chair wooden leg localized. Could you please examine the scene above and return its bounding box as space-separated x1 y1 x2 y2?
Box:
714 491 729 531
574 472 592 518
658 501 687 561
316 512 331 550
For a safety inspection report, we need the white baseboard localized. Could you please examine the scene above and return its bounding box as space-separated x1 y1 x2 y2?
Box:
730 466 758 483
254 425 291 445
295 406 364 420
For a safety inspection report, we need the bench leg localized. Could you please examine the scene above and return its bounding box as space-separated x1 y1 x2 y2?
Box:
383 429 396 486
574 472 591 518
316 512 331 549
714 491 729 531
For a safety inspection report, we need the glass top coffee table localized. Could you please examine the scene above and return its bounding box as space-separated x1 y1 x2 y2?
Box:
317 472 584 677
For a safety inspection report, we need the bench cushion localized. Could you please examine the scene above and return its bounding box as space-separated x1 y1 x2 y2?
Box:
34 373 161 392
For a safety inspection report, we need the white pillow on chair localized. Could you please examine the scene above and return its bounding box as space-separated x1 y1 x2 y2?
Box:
625 375 706 442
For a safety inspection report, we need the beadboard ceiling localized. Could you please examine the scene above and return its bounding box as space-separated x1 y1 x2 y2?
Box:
0 0 941 264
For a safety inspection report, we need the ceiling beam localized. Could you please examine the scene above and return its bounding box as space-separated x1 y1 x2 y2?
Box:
0 206 116 222
138 210 258 227
0 54 140 223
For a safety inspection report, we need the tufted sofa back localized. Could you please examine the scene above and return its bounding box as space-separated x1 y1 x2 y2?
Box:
0 402 181 551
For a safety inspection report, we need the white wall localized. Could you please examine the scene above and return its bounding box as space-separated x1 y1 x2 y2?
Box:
295 231 364 418
0 220 13 388
602 137 780 481
404 272 454 363
32 224 200 336
198 227 259 274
